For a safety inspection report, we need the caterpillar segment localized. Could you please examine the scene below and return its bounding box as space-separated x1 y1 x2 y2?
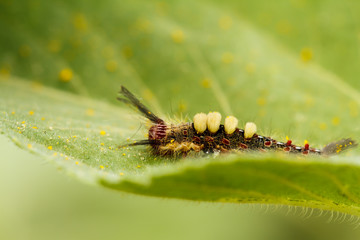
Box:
118 86 357 157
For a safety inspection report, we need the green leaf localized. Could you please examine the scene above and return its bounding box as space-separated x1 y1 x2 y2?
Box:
1 0 360 215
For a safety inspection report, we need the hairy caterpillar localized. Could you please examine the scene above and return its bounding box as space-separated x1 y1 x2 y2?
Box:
117 86 357 157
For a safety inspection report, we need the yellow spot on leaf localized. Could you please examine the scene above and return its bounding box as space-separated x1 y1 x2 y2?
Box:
245 63 256 74
300 47 313 63
105 60 118 72
332 117 340 126
120 172 124 176
349 101 358 117
135 18 152 32
257 97 266 106
100 130 106 136
47 39 61 53
100 143 105 146
276 20 292 35
19 45 31 57
73 13 88 31
137 165 141 168
48 146 53 150
86 108 95 116
201 78 212 88
319 123 327 130
0 67 11 79
59 68 73 82
75 161 79 165
219 16 232 30
11 111 15 115
122 46 133 59
100 165 104 169
178 102 187 112
171 29 184 43
221 52 234 64
122 153 126 156
41 117 45 121
29 110 34 115
32 126 38 129
27 144 32 149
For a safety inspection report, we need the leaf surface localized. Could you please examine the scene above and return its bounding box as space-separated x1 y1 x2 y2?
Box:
1 0 360 215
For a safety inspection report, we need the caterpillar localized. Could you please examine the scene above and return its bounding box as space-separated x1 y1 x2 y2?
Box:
117 86 357 157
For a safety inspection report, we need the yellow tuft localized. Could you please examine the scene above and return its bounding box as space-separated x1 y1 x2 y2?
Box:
244 122 257 139
59 68 73 82
100 130 106 136
193 113 208 134
304 140 309 145
171 29 184 43
286 136 289 141
224 116 238 135
207 112 222 133
48 146 53 150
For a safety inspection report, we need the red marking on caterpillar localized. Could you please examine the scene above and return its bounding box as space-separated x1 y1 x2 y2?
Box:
117 86 358 157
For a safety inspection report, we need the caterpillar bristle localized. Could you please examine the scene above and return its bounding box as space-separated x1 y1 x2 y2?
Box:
321 138 358 155
118 86 164 124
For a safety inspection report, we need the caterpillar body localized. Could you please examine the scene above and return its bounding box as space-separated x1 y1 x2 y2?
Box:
118 86 357 157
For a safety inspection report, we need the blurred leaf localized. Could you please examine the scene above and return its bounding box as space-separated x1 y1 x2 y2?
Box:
1 0 360 216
